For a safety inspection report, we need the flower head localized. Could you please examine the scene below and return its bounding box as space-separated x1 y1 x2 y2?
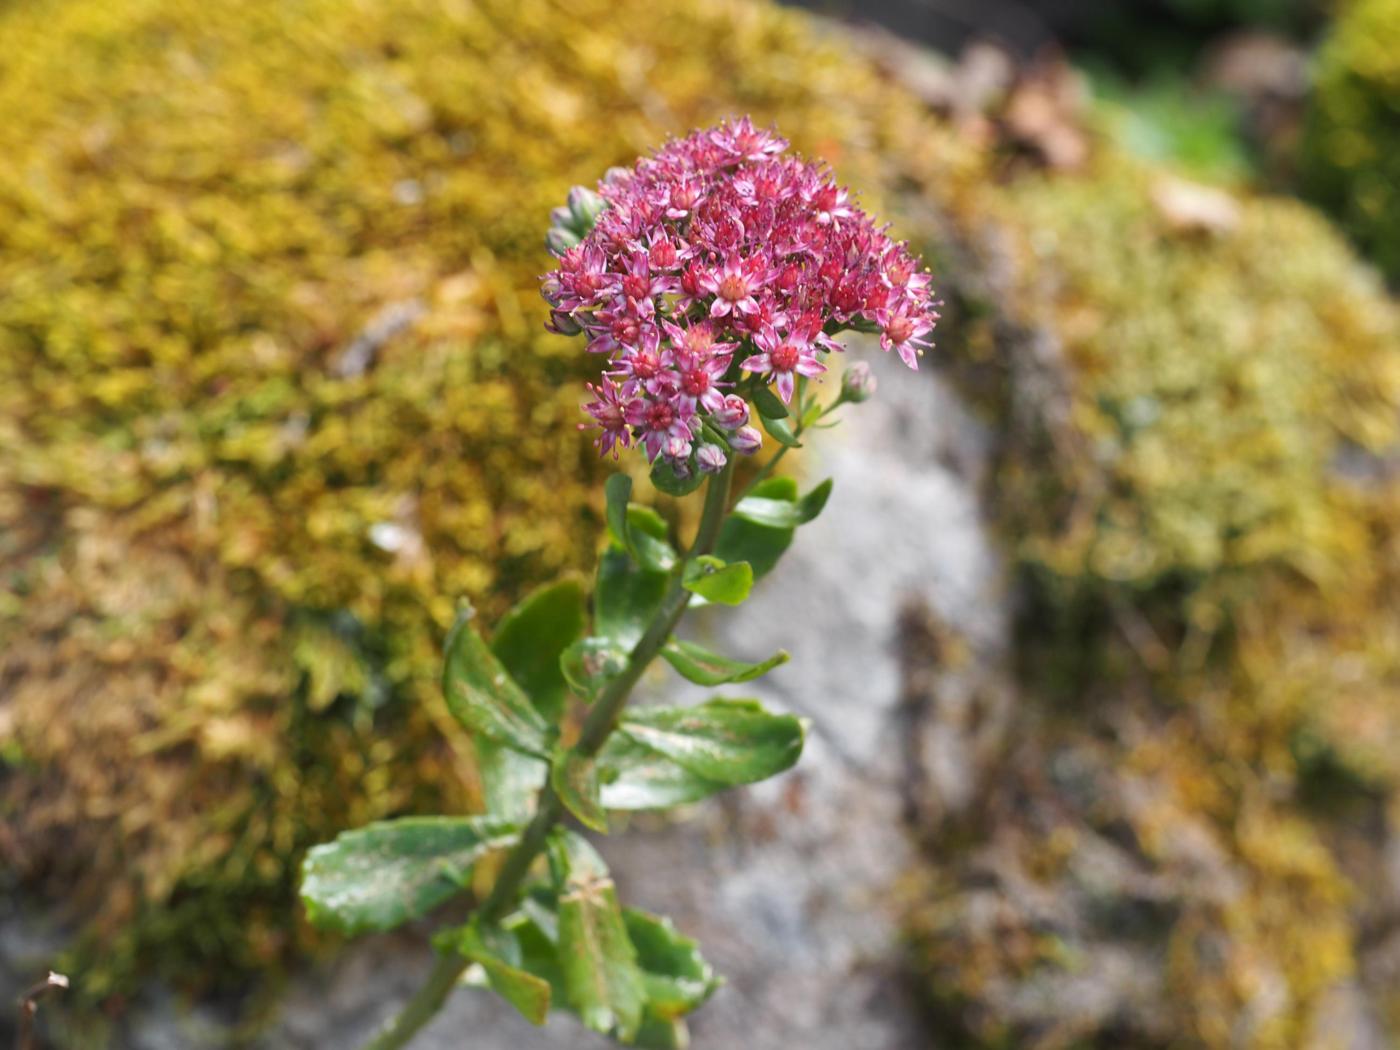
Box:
542 118 938 472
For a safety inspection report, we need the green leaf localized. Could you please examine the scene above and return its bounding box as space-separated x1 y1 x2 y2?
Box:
628 1016 689 1049
301 817 519 936
749 476 798 501
555 832 647 1040
596 548 669 651
624 908 721 1020
759 412 801 448
552 746 608 833
455 921 551 1025
661 638 788 686
801 399 824 428
473 742 545 822
681 556 752 606
560 636 630 700
619 699 804 786
443 610 551 758
751 383 789 420
597 732 729 810
714 477 798 581
474 579 586 819
490 577 587 724
650 456 703 497
625 504 677 573
731 478 832 529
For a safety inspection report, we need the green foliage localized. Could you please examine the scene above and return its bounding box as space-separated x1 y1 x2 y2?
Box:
300 817 520 935
442 611 552 758
453 921 553 1026
554 834 649 1041
613 699 805 789
1301 0 1400 281
335 461 809 1046
660 639 789 685
681 555 754 605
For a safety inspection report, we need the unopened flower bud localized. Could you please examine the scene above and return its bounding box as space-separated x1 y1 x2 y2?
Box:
664 435 692 462
696 444 727 474
841 361 877 403
545 226 581 257
567 185 607 231
549 205 574 230
546 309 583 336
712 394 749 430
540 275 563 305
730 426 762 456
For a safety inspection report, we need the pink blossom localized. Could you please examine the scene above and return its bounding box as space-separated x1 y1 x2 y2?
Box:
541 117 938 471
743 324 827 403
581 382 631 459
697 253 770 319
625 397 698 462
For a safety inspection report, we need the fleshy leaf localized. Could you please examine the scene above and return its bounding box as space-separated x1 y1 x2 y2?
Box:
661 638 788 686
455 921 552 1025
759 412 801 448
561 636 629 700
596 547 669 651
619 699 804 786
597 732 729 810
473 743 545 822
475 579 586 818
552 746 608 833
555 832 647 1040
300 817 519 936
628 1017 689 1049
730 478 832 529
490 577 587 723
713 477 798 581
751 383 789 420
681 556 752 606
605 476 677 573
443 610 551 758
650 457 704 497
624 908 721 1020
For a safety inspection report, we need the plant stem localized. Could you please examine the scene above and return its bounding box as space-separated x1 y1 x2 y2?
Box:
360 460 735 1050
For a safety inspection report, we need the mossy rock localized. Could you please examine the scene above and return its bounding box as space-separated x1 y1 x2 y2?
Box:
1301 0 1400 282
0 0 974 1014
4 0 1400 1045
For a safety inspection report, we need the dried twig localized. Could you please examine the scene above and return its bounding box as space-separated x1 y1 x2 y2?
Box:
16 972 68 1050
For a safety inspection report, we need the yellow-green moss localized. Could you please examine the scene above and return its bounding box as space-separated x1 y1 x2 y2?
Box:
1301 0 1400 281
934 147 1400 1045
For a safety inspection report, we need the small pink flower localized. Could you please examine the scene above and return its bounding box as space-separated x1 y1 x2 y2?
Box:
624 396 698 463
697 253 769 319
580 381 631 459
877 299 937 370
743 324 827 403
711 117 787 164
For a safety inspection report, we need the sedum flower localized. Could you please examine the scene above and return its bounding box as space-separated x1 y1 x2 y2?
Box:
541 118 939 473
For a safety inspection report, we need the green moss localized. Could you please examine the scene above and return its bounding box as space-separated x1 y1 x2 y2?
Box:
913 143 1400 1046
1301 0 1400 281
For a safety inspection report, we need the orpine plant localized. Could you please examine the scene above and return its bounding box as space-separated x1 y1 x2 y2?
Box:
300 119 938 1050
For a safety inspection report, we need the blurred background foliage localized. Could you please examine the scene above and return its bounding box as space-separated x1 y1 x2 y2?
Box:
0 0 1397 1045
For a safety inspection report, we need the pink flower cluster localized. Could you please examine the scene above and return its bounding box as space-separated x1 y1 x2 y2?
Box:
541 118 938 472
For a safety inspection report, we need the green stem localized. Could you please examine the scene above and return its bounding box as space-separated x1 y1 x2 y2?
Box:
359 460 735 1050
